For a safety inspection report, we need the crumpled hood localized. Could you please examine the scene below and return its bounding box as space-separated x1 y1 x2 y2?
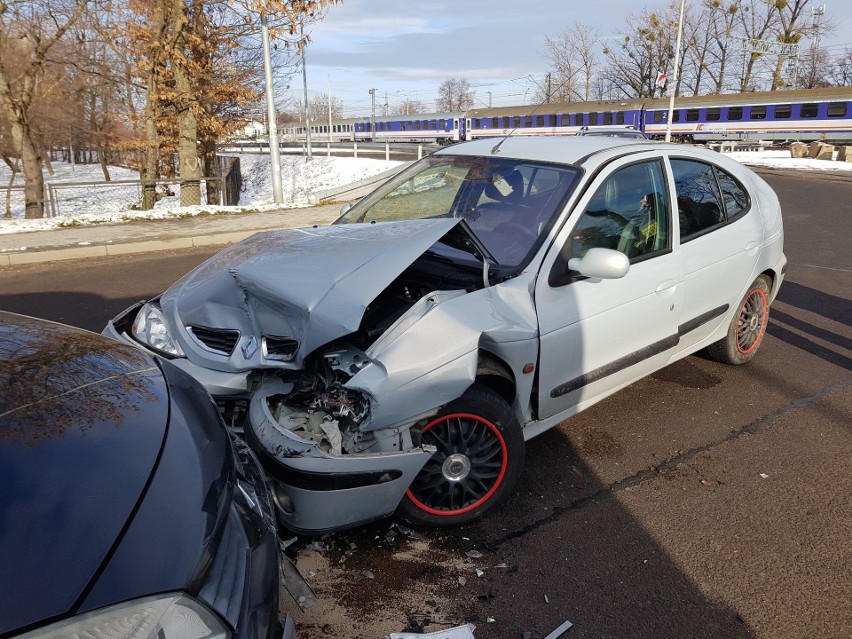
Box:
161 218 463 367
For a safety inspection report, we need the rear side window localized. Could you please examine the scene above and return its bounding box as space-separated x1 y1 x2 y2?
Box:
671 159 725 240
714 167 750 221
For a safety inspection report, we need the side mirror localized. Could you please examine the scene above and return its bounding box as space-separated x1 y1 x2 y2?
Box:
567 248 630 280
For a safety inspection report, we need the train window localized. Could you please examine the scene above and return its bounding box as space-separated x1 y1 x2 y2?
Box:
513 116 521 128
491 117 498 128
672 110 681 122
439 119 445 129
415 121 421 130
524 116 533 128
686 109 699 122
727 107 743 121
707 108 721 121
573 114 584 127
827 102 847 117
547 114 556 127
560 113 569 125
749 106 767 120
616 112 625 124
714 166 750 222
671 159 725 240
653 111 664 123
800 103 818 118
601 113 611 125
774 105 792 119
589 112 599 125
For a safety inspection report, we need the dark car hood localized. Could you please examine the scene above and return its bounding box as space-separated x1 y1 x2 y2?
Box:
0 313 168 635
160 218 464 365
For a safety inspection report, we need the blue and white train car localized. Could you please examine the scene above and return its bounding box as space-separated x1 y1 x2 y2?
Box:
352 112 464 144
462 100 646 140
643 88 852 143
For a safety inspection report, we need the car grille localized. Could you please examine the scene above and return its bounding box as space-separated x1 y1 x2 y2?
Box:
263 336 299 361
188 325 240 355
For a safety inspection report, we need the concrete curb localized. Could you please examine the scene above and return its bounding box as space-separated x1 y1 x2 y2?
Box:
0 229 259 267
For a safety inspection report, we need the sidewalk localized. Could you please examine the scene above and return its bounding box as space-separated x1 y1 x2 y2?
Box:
0 205 342 266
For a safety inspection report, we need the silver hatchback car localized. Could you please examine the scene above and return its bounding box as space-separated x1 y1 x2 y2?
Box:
106 137 786 532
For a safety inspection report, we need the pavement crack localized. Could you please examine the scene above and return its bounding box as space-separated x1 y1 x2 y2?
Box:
493 376 852 549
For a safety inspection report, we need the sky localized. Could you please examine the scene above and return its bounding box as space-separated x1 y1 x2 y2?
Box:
285 0 852 118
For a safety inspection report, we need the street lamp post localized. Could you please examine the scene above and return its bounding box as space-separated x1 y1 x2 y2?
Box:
301 21 312 159
368 88 376 139
260 13 283 203
665 0 686 143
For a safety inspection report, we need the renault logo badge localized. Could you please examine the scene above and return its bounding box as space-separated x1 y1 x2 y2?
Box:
242 336 258 359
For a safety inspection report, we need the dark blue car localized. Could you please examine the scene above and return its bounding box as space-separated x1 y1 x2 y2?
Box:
0 312 282 639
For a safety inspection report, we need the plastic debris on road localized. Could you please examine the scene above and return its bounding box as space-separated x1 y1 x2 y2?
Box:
386 623 476 638
543 619 574 639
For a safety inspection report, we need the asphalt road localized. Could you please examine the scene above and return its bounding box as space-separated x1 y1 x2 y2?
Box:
0 169 849 639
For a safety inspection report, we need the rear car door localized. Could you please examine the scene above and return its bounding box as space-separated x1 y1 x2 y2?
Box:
666 154 763 354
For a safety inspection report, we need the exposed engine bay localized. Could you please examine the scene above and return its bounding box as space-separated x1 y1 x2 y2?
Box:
254 254 482 458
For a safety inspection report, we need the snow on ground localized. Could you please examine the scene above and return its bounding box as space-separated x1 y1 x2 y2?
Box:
726 149 852 171
0 155 402 235
0 149 848 236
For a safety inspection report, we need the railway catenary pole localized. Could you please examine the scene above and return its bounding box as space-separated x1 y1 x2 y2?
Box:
300 21 312 159
260 12 283 203
665 0 686 143
369 88 377 139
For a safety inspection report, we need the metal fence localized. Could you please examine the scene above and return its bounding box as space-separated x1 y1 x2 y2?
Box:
3 155 242 221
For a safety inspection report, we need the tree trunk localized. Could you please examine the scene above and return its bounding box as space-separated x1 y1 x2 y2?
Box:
2 155 20 219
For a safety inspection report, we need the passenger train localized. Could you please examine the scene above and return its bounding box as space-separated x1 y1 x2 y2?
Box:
280 86 851 145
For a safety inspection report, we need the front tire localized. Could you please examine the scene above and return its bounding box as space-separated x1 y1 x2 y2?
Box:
397 384 524 527
707 275 771 365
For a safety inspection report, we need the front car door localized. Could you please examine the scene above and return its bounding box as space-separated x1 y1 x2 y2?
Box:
535 154 683 420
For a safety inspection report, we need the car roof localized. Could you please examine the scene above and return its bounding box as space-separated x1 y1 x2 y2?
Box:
436 135 658 166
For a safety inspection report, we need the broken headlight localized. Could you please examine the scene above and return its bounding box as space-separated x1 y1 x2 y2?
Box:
132 302 185 357
15 594 229 639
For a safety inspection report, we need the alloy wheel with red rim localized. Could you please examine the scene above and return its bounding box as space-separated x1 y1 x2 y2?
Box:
405 413 508 517
736 287 768 355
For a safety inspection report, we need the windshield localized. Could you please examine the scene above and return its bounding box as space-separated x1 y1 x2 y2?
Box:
335 154 580 267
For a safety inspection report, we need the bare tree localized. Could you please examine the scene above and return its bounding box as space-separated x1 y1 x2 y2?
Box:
603 6 679 99
393 98 425 115
306 92 343 122
540 23 600 102
436 78 475 111
0 0 91 218
734 0 781 91
826 49 852 86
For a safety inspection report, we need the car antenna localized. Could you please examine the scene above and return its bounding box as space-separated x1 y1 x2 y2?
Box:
490 75 579 155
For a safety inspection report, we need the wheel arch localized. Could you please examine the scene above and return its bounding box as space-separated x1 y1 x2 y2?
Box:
475 349 516 406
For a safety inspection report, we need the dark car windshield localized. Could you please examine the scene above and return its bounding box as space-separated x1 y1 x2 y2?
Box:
335 154 580 267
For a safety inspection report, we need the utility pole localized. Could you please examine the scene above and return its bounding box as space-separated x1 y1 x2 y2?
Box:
368 88 376 139
327 76 333 154
546 72 552 103
384 90 388 116
665 0 686 143
260 12 282 203
487 91 492 108
300 21 312 159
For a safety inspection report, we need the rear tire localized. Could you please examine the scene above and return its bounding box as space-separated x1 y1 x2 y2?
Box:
707 275 771 365
397 384 524 527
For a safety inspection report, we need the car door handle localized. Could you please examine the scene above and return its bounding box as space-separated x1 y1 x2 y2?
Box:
655 279 677 294
745 240 760 254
